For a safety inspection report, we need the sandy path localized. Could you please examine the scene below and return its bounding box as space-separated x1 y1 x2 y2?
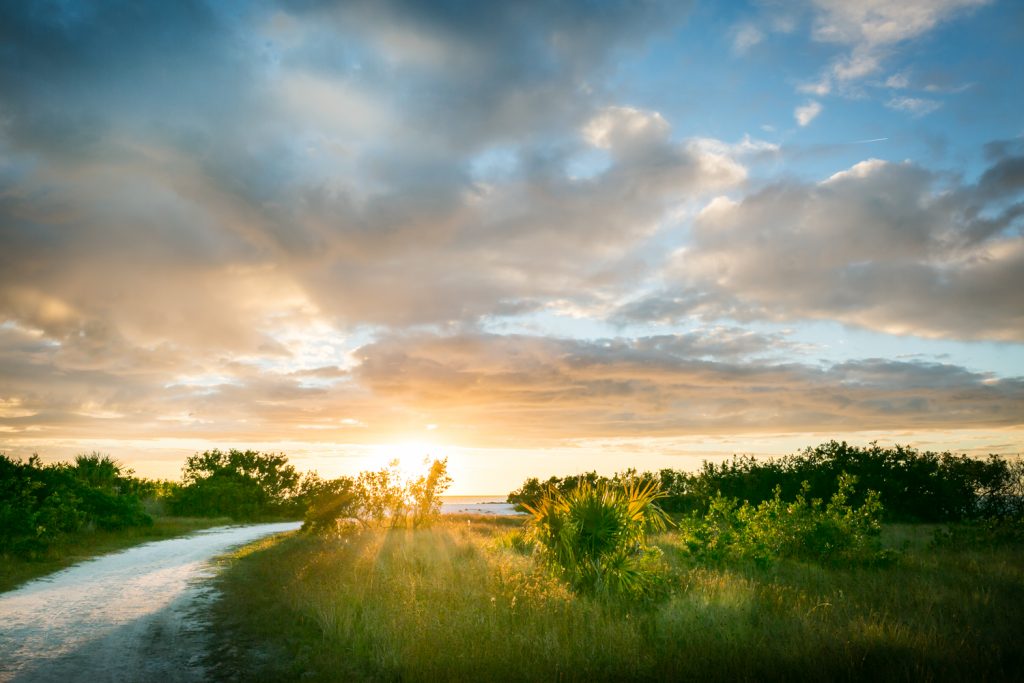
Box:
0 522 301 683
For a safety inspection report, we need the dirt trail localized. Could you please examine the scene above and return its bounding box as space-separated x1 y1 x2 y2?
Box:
0 522 300 683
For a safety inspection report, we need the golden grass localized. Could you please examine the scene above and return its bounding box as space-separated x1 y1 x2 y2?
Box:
208 518 1024 681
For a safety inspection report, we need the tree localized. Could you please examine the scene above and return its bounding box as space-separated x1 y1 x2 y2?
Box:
172 449 301 519
409 458 453 528
304 458 454 532
301 474 360 533
355 460 408 527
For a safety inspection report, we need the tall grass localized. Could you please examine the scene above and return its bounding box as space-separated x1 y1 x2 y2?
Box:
208 517 1024 681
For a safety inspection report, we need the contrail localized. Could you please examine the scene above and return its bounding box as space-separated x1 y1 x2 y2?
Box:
848 137 889 144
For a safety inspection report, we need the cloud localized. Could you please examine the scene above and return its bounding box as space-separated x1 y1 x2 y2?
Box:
0 1 1018 465
885 71 910 89
795 100 823 126
732 23 765 55
349 332 1024 443
885 95 942 117
3 323 1020 449
616 149 1024 341
809 0 989 49
801 0 990 94
0 97 750 346
584 106 672 154
0 1 720 353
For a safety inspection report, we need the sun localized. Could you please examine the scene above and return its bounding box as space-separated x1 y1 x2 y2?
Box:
377 441 440 481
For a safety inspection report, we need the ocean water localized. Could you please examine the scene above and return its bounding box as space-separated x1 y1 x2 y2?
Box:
439 495 523 516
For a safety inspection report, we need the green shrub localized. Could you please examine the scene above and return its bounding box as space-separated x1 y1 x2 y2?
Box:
508 442 1024 522
0 453 152 557
523 479 672 601
679 473 895 567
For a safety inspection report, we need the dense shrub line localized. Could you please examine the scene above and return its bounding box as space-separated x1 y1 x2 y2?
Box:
677 473 896 568
508 441 1024 522
0 453 155 557
1 448 454 559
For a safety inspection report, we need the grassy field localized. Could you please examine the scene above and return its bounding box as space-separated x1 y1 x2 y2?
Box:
207 517 1023 682
0 516 232 593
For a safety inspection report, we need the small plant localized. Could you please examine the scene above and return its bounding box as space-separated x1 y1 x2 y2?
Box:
522 479 672 601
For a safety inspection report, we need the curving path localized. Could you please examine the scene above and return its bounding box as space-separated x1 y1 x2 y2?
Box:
0 522 300 683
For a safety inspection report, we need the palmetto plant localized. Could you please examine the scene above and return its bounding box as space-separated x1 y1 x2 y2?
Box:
522 479 672 600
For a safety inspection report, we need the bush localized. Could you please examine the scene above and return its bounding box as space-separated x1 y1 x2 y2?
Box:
171 449 302 519
303 458 453 533
302 476 360 534
0 453 152 557
678 473 895 567
507 442 1024 522
523 480 672 602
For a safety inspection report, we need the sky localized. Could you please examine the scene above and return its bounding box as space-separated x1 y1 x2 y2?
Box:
1 0 1022 494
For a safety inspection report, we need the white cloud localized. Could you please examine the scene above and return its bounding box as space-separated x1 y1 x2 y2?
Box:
794 100 823 126
583 106 671 152
689 134 780 157
732 23 765 55
886 95 942 117
810 0 989 49
623 152 1024 342
797 77 832 96
885 71 910 89
803 0 990 93
830 48 880 81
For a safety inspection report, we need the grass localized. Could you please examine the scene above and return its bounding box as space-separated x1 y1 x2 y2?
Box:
0 515 232 593
208 516 1024 682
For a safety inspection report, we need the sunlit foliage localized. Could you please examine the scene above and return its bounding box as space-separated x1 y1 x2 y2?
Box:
303 458 452 532
523 479 672 600
678 473 894 567
209 517 1024 681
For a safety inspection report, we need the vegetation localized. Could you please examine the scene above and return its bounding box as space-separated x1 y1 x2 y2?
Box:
171 449 307 519
203 441 1022 680
1 448 451 593
508 441 1024 522
523 479 671 600
5 441 1024 678
207 516 1024 681
303 458 453 532
1 453 155 558
678 473 895 568
0 448 333 593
